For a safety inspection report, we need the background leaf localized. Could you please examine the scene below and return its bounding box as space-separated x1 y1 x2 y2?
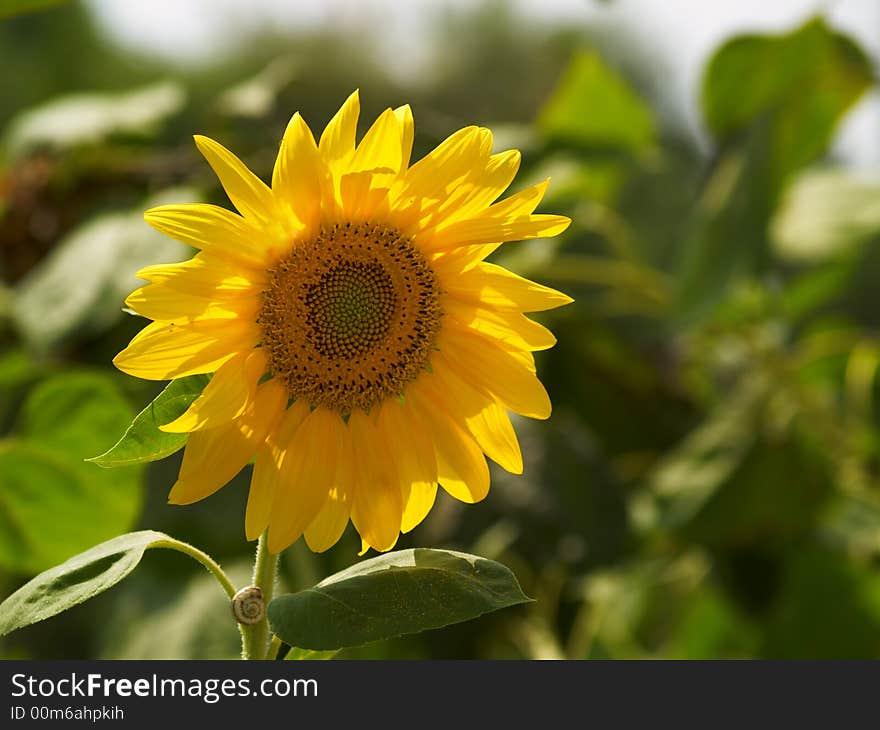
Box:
703 18 873 187
0 372 144 573
268 548 531 650
538 50 655 153
11 187 194 352
3 81 185 159
676 16 874 320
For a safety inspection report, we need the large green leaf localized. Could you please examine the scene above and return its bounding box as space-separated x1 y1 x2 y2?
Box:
0 530 169 637
3 81 185 159
89 374 209 468
677 17 873 321
0 372 144 573
538 51 655 153
703 18 873 188
268 548 531 650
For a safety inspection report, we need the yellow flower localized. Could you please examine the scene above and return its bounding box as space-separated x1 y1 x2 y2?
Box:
115 91 571 554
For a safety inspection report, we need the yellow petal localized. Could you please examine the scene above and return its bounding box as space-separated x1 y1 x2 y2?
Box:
271 112 322 230
375 397 438 533
144 204 269 267
426 149 521 230
267 407 347 553
304 426 354 552
484 178 550 218
168 426 254 505
339 171 392 221
444 298 556 351
429 355 523 474
113 319 258 380
168 378 287 505
376 396 437 485
393 104 414 170
471 401 523 474
349 409 403 552
401 126 492 207
303 489 352 553
350 107 403 175
246 400 311 541
319 90 360 165
125 282 260 323
418 177 569 250
160 349 265 433
135 253 263 293
444 261 573 312
438 327 552 419
426 213 571 251
246 449 278 541
409 385 490 503
193 135 280 225
401 481 437 533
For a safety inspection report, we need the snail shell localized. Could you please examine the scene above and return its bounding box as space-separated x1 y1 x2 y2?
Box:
232 586 265 625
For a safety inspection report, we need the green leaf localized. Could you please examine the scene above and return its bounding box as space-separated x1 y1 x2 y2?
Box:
88 374 209 468
538 51 655 153
22 372 133 460
703 18 873 187
11 188 194 352
268 548 531 650
3 81 186 159
0 349 42 423
0 0 69 20
0 530 170 637
677 17 874 321
0 372 145 573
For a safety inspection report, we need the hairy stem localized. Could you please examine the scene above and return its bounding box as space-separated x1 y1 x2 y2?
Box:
151 538 236 599
240 533 279 660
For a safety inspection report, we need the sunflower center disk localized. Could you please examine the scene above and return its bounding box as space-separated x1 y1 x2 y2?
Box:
307 261 396 359
259 222 443 414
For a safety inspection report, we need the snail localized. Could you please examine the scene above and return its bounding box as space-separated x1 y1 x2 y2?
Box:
231 586 265 625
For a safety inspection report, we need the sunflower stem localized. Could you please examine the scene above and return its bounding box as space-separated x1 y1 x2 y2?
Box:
240 532 279 660
150 538 237 599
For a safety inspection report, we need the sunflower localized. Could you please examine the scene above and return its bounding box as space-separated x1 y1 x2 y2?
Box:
115 91 571 554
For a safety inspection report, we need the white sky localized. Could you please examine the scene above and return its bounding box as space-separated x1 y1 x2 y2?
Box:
84 0 879 167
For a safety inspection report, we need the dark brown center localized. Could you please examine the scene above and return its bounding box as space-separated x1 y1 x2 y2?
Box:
259 222 443 414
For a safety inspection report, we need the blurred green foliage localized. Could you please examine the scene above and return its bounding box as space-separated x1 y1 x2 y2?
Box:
1 1 880 659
